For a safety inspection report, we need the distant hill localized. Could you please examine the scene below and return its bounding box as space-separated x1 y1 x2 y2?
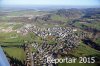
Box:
56 9 84 19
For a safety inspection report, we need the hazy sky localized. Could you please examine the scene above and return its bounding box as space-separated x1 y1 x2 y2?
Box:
1 0 100 6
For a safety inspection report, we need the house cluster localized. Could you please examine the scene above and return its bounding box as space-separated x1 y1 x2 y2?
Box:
21 24 89 66
24 43 34 66
31 33 79 66
17 24 78 38
25 27 86 66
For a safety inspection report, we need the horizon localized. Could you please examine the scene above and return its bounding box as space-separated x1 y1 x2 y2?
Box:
1 5 100 9
1 0 100 7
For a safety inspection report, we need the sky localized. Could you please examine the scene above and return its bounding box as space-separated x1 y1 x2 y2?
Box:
0 0 100 6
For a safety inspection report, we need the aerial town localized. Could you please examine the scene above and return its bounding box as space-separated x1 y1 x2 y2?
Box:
0 0 100 66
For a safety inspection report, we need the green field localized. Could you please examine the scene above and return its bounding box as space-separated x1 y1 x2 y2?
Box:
51 14 68 22
70 42 100 57
3 47 26 62
73 21 100 31
94 38 100 46
7 10 48 16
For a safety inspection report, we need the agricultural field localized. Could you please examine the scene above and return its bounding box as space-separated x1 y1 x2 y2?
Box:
3 47 26 62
